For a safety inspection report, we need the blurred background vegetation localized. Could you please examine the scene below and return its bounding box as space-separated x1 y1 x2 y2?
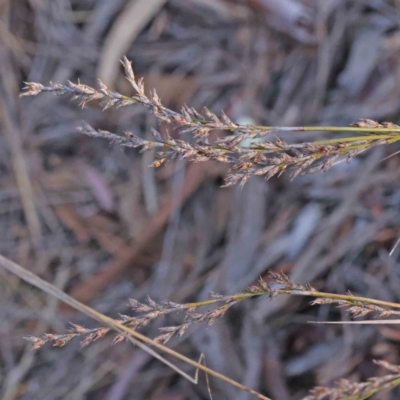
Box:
2 1 400 399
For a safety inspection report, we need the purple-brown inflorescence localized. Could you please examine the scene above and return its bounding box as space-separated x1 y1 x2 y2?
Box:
20 57 400 187
302 360 400 400
24 272 400 350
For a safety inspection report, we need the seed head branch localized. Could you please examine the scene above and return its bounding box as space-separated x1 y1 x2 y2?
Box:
303 360 400 400
77 123 397 187
25 272 400 350
20 57 400 186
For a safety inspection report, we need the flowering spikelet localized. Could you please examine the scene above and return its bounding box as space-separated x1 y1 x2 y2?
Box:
21 57 400 187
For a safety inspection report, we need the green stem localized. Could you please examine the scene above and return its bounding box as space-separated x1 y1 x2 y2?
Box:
266 126 400 134
314 135 397 144
121 93 400 135
182 289 400 311
352 376 400 400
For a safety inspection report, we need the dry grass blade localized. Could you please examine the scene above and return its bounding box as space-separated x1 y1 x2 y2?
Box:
0 84 41 245
389 236 400 256
98 0 167 87
0 254 271 400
